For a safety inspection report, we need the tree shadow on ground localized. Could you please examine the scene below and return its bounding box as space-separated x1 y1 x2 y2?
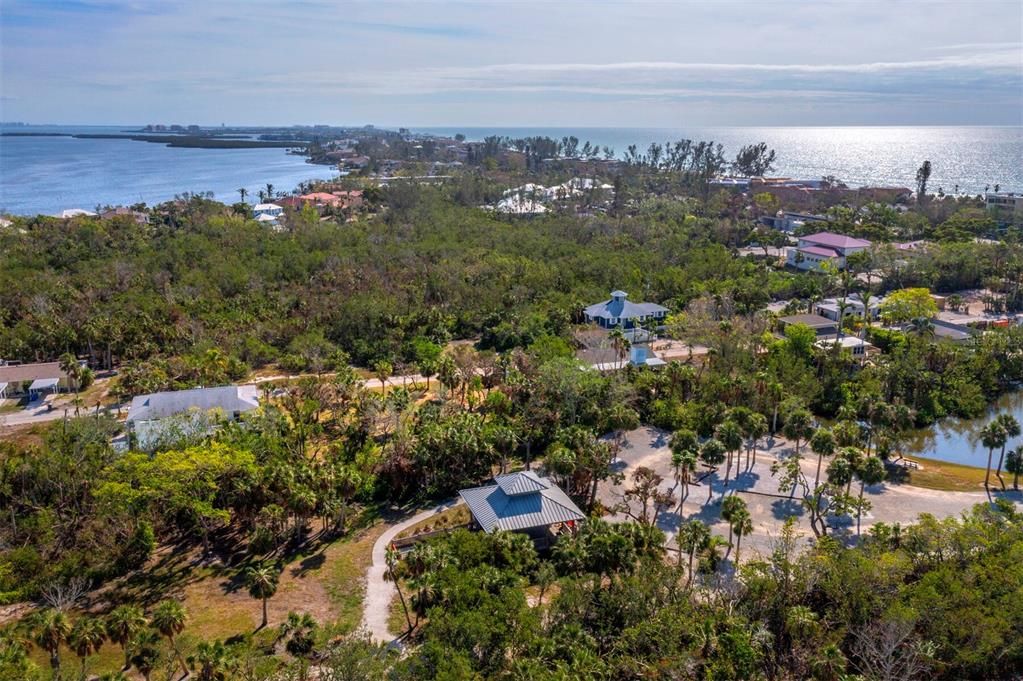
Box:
290 551 326 578
771 498 804 520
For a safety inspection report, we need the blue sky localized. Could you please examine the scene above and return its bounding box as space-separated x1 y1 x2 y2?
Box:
1 0 1021 126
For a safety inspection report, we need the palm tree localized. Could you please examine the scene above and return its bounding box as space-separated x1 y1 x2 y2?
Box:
767 381 785 434
244 564 279 630
721 495 747 557
129 629 161 681
237 187 248 203
150 599 188 678
993 414 1020 490
856 456 887 539
1007 447 1023 491
699 438 727 503
677 519 710 581
783 408 814 457
732 508 754 564
106 604 147 671
908 316 935 339
58 352 92 415
188 640 235 681
670 430 699 522
980 421 1007 490
69 616 107 680
809 428 836 489
29 608 72 676
386 544 413 633
715 420 744 489
265 183 275 200
373 360 393 396
745 412 768 470
608 327 630 369
279 611 317 657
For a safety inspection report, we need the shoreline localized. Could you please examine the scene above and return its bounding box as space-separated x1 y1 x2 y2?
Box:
1 131 307 150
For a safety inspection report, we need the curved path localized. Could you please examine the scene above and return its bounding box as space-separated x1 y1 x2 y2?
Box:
362 499 460 643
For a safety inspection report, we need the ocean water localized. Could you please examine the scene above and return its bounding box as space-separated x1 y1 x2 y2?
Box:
418 126 1023 195
0 125 339 216
2 125 1020 216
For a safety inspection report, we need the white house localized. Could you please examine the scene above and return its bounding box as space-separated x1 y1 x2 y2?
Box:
787 232 871 272
814 293 883 322
816 336 873 358
55 208 98 219
126 385 260 450
253 203 284 218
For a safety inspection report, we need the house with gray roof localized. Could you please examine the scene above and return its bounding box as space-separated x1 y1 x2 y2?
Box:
583 290 669 329
126 385 260 451
459 471 585 547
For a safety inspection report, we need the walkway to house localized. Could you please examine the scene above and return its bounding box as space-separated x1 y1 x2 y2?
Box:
362 499 460 644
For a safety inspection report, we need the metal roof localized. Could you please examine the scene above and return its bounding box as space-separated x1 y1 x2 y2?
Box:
800 232 871 249
459 472 585 534
495 470 549 496
798 245 839 258
127 385 260 423
28 378 59 391
584 291 669 321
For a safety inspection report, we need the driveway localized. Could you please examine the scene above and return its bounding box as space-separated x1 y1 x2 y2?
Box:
599 426 1015 562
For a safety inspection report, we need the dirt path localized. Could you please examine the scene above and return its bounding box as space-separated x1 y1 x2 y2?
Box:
362 500 459 643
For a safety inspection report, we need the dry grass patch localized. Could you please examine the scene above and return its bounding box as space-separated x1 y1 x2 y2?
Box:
898 456 989 492
319 520 387 635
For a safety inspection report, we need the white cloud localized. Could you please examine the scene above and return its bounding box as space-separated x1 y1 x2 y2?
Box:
1 0 1020 125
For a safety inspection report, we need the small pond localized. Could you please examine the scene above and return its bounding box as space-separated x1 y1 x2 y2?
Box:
903 390 1023 467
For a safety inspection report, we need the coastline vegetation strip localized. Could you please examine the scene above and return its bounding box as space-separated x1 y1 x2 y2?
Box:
1 132 305 149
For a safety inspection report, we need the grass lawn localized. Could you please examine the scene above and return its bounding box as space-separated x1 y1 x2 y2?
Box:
24 508 389 679
321 517 387 636
898 456 990 492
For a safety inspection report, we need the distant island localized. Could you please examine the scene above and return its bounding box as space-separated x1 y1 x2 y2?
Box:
0 124 394 161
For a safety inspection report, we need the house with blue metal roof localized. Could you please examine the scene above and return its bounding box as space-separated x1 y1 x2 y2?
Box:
458 471 585 547
583 290 669 329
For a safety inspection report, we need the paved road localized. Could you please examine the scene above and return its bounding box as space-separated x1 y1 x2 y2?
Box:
362 499 460 644
599 426 1017 561
0 400 125 428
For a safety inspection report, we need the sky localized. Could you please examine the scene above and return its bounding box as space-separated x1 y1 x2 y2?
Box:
1 0 1021 127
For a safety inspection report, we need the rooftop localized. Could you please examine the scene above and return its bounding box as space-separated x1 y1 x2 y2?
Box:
127 385 260 423
816 336 872 349
459 471 585 534
800 232 871 249
0 361 69 383
798 245 840 258
584 291 668 321
778 313 838 329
